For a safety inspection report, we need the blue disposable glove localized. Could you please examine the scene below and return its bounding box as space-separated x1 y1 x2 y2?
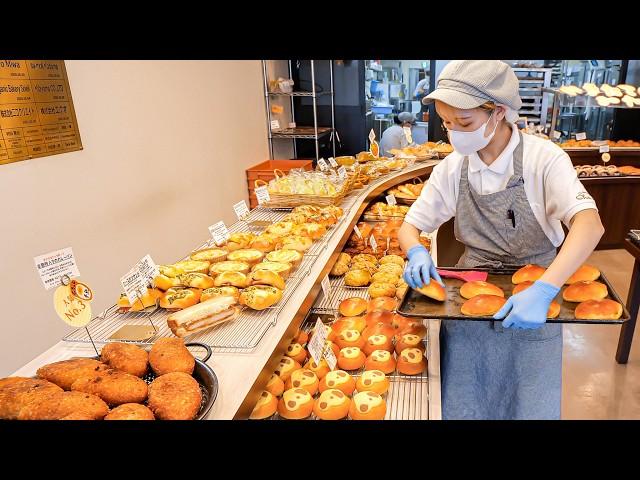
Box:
403 245 443 289
493 280 560 329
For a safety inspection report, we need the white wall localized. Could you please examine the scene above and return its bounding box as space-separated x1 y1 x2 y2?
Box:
0 60 271 376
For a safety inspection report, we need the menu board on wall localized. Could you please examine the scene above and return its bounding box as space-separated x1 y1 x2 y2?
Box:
0 60 82 165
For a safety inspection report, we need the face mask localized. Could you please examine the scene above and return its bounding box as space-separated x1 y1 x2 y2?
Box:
446 110 499 155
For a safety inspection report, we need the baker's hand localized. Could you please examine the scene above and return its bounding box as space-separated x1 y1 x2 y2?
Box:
403 245 443 289
493 280 560 329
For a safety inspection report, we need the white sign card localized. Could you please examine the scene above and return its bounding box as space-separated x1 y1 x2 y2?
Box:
599 144 610 153
34 247 81 290
308 318 329 366
255 186 271 205
270 119 280 130
403 126 413 144
317 158 329 171
369 234 378 252
233 200 250 221
328 157 338 168
120 267 148 305
386 194 397 206
209 221 230 246
576 132 587 141
369 129 376 143
337 166 347 180
321 275 331 299
137 254 159 285
354 224 362 239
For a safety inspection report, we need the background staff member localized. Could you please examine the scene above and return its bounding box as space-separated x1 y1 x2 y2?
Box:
379 112 416 157
398 60 604 420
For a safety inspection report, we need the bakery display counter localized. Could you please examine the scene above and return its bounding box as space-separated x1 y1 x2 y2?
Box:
10 160 440 420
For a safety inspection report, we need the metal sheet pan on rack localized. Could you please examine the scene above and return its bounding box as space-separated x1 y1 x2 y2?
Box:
396 266 630 324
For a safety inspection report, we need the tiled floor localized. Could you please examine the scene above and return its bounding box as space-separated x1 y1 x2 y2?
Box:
562 249 640 419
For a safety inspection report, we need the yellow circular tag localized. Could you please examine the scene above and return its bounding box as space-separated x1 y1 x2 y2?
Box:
602 152 611 163
54 285 92 327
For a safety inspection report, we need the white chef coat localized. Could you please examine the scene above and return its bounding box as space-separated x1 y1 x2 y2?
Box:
380 124 409 157
413 78 429 98
404 124 598 247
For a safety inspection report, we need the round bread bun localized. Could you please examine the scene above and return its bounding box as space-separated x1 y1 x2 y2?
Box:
331 317 366 338
364 350 396 374
227 249 265 266
279 235 313 253
356 370 389 395
362 322 396 342
190 248 228 264
575 299 622 320
153 274 181 291
249 235 279 253
368 282 396 299
566 264 601 284
335 329 366 350
395 321 428 341
364 310 395 327
209 260 251 277
337 252 352 264
349 391 387 420
251 261 292 280
265 221 295 237
292 222 327 240
512 281 533 295
396 348 427 375
274 356 301 381
239 285 283 310
379 255 405 267
392 313 414 330
265 373 285 397
339 297 368 317
415 281 446 302
178 272 215 290
158 264 185 278
313 389 351 420
318 370 356 396
201 286 240 302
371 272 400 285
548 301 561 319
294 330 309 346
266 249 303 267
459 281 504 299
367 296 397 313
563 280 608 303
173 260 211 275
395 333 425 355
277 388 314 420
351 261 378 275
460 294 506 316
285 343 308 364
512 264 546 284
248 269 285 290
353 254 377 264
304 357 331 379
159 288 201 310
331 262 349 276
378 263 404 277
214 271 249 288
250 390 278 420
363 334 393 356
284 369 319 395
344 269 372 287
337 347 366 371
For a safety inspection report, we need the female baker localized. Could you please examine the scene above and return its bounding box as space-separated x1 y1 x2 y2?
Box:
398 60 604 420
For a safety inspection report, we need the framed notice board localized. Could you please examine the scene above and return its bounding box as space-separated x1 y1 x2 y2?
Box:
0 60 82 166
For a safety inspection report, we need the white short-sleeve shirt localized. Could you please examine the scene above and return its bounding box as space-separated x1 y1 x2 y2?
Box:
404 126 598 247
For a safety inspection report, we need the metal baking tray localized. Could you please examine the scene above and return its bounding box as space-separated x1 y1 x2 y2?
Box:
397 266 630 324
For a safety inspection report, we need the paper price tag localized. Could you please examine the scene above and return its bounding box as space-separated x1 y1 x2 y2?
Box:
369 234 378 252
337 166 347 180
255 186 270 205
324 347 337 370
369 128 376 143
120 267 148 305
599 144 610 153
576 132 587 141
328 157 338 168
386 194 397 206
308 318 329 366
34 247 81 291
403 126 413 144
317 158 329 171
137 254 159 285
209 221 230 246
288 122 296 129
354 224 362 239
233 200 250 221
270 119 280 130
321 275 331 298
553 130 562 140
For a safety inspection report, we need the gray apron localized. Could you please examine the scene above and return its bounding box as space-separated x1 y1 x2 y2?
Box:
441 131 563 420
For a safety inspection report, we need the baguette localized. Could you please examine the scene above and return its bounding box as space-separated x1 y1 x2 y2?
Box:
167 296 240 337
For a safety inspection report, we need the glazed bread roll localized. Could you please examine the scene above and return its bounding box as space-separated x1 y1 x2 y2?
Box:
251 261 291 280
248 269 285 290
201 286 240 302
351 261 378 275
209 260 251 277
285 343 307 364
167 296 240 337
227 249 265 266
337 252 352 264
394 321 427 341
512 264 546 284
292 222 326 240
266 249 303 266
274 356 301 381
364 350 396 374
265 373 285 397
248 234 279 253
379 255 405 267
460 294 506 316
355 370 389 395
117 288 162 312
349 391 386 420
279 235 313 252
214 271 250 288
566 264 601 284
339 297 368 317
153 274 181 291
313 389 351 420
189 248 228 264
562 280 608 302
364 310 394 327
239 285 283 310
337 347 366 371
512 281 533 295
277 388 314 420
363 334 393 356
332 317 366 338
353 254 378 264
459 281 504 299
284 368 319 395
574 299 622 320
250 390 278 420
397 348 427 375
345 269 372 287
318 370 356 396
367 296 397 312
159 288 201 310
362 321 395 342
368 282 396 299
173 260 211 275
294 330 309 346
178 272 215 289
225 232 255 252
415 281 446 301
265 221 295 236
158 265 185 278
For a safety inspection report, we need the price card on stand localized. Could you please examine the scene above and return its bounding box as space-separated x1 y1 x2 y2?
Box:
576 132 587 141
288 122 296 129
353 224 362 239
209 221 230 246
120 267 148 305
34 247 81 291
369 234 378 253
317 158 329 171
386 193 397 206
553 130 562 140
270 119 281 131
308 318 329 366
337 166 347 180
255 186 271 205
137 254 159 286
369 129 376 143
403 126 413 144
321 274 331 299
324 346 337 370
233 200 250 221
599 144 610 153
328 157 338 168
